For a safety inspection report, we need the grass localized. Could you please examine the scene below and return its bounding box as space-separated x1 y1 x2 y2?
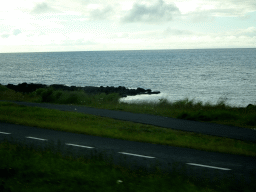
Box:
0 101 255 157
117 98 256 129
0 85 256 157
1 85 256 191
1 140 254 192
0 85 256 129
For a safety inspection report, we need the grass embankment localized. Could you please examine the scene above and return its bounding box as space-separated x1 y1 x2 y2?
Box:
1 85 255 129
0 102 256 157
0 85 256 157
1 141 254 192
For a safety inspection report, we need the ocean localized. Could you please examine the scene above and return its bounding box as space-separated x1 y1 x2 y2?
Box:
0 48 255 107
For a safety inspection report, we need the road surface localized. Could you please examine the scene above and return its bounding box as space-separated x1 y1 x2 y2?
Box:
0 101 256 185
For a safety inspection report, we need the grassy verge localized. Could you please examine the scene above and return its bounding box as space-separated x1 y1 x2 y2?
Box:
0 140 254 192
0 85 256 129
0 102 255 157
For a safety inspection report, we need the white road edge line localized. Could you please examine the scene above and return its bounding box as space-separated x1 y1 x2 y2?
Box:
119 152 155 159
66 143 94 149
187 163 231 171
26 136 47 141
0 131 11 135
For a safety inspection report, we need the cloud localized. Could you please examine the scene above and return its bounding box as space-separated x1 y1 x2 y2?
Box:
193 0 256 17
0 29 21 39
31 2 55 14
89 6 114 20
175 0 256 23
108 27 196 43
183 10 216 23
121 0 180 23
233 27 256 37
13 29 21 36
1 0 256 52
1 34 10 38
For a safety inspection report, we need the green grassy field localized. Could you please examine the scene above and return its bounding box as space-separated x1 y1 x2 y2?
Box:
0 89 255 156
1 85 256 191
1 140 254 192
1 85 256 129
0 102 255 156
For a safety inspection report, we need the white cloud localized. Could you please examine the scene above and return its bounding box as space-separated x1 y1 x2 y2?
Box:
178 0 256 19
0 29 21 39
0 0 256 52
13 29 22 36
31 2 56 14
1 34 10 38
89 5 114 20
163 28 195 36
230 27 256 37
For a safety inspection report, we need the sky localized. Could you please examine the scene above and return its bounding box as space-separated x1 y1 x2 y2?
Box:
1 0 256 53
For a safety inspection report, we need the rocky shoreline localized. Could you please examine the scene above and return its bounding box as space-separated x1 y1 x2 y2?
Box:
5 83 160 97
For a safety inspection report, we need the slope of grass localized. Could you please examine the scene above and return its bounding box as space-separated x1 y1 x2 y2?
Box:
1 85 255 129
0 102 255 157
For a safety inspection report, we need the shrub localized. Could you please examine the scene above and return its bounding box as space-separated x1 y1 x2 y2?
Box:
63 93 79 104
41 88 54 103
55 91 62 100
244 114 256 126
0 85 8 91
177 111 238 122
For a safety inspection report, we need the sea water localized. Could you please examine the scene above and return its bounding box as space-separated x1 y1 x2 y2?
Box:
0 48 255 107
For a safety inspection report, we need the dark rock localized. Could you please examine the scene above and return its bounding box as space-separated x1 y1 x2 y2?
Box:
246 104 254 108
7 83 46 93
246 104 256 110
150 91 161 94
50 84 67 90
4 82 160 97
146 89 152 93
136 87 145 93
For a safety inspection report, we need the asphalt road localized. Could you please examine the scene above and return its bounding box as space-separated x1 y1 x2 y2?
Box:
1 122 256 185
5 101 256 142
0 101 256 185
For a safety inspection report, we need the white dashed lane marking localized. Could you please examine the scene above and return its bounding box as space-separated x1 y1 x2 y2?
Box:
187 163 231 171
0 131 11 135
66 143 94 149
26 136 47 141
0 130 235 171
118 152 155 159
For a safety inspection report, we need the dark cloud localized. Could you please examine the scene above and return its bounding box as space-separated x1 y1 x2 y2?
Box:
31 2 54 14
121 0 180 23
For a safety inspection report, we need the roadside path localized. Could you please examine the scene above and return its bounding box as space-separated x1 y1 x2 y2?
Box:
5 101 256 143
